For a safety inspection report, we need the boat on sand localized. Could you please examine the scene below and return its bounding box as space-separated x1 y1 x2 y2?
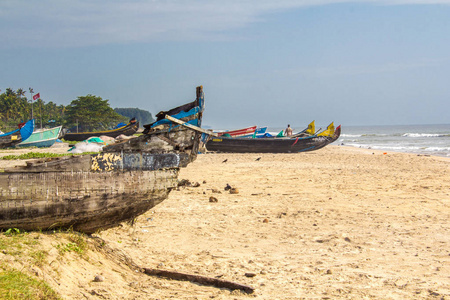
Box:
18 125 63 148
216 126 257 137
206 134 330 153
0 86 205 234
205 123 341 153
62 118 139 142
0 119 35 149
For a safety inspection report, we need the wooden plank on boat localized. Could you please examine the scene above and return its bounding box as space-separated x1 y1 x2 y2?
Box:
165 115 218 137
6 155 91 173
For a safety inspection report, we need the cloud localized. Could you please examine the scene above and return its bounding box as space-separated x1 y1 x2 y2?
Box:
1 0 449 48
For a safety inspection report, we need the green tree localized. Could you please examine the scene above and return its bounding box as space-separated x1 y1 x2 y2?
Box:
0 88 30 131
43 101 66 126
16 88 26 98
65 95 127 131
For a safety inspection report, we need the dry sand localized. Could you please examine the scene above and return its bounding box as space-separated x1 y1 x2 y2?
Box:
1 145 449 299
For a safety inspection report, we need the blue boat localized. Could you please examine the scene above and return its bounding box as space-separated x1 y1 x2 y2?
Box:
240 126 268 138
18 125 63 148
0 119 35 148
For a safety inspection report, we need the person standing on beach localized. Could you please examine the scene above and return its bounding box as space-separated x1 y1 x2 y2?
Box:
285 124 293 137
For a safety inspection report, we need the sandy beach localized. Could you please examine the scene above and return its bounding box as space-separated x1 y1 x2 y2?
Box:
1 145 449 299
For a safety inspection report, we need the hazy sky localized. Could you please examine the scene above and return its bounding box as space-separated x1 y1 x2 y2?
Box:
1 0 449 128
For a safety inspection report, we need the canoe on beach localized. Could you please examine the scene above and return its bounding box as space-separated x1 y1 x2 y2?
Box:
0 119 35 149
206 133 334 153
206 121 341 153
18 125 63 148
62 118 139 141
239 126 268 138
0 86 205 234
216 125 257 137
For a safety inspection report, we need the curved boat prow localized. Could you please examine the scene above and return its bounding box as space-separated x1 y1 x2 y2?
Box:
19 119 35 141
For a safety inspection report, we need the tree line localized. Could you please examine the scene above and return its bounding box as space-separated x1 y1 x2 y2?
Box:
0 88 154 132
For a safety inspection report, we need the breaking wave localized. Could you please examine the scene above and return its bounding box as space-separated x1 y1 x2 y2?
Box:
402 133 448 138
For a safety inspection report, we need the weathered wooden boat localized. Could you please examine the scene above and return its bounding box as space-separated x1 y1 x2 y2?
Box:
206 132 334 153
0 86 206 234
62 118 139 141
216 126 257 137
18 125 63 148
0 119 35 149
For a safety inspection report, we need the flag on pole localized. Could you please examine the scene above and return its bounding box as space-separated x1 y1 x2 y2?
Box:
32 93 40 101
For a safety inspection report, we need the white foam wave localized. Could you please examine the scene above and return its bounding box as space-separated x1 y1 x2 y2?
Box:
343 143 450 155
361 133 389 137
403 133 445 138
340 134 361 138
425 146 450 152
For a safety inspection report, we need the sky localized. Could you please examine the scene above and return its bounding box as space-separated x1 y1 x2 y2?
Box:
1 0 450 129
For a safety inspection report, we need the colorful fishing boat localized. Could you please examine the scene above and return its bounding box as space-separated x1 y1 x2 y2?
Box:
216 126 257 137
311 124 341 150
18 126 63 148
0 86 205 234
206 133 333 153
62 118 139 142
291 121 316 137
0 119 35 149
206 121 341 153
240 126 268 138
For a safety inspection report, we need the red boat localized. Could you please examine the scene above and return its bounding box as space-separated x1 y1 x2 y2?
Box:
217 126 257 137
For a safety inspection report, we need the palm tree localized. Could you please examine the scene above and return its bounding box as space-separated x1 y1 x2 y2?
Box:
16 88 25 98
5 88 15 96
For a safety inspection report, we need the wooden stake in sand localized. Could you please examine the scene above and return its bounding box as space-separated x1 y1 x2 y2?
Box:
143 268 255 294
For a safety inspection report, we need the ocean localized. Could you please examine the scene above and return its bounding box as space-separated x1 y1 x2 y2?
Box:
267 124 450 157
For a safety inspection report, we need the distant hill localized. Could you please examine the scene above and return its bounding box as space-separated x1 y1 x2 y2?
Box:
114 108 155 127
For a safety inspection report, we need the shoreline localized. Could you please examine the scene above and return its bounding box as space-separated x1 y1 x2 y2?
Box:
339 143 450 159
338 144 450 161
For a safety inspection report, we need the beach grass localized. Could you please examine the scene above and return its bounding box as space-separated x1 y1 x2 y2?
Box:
0 229 92 300
0 152 98 160
0 265 61 300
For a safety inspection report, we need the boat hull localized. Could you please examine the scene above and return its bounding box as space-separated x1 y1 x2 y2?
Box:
217 126 257 137
304 125 341 152
0 166 178 234
18 126 62 148
206 135 332 153
63 121 139 142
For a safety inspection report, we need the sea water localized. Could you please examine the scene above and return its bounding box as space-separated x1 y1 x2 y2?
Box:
267 124 450 157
